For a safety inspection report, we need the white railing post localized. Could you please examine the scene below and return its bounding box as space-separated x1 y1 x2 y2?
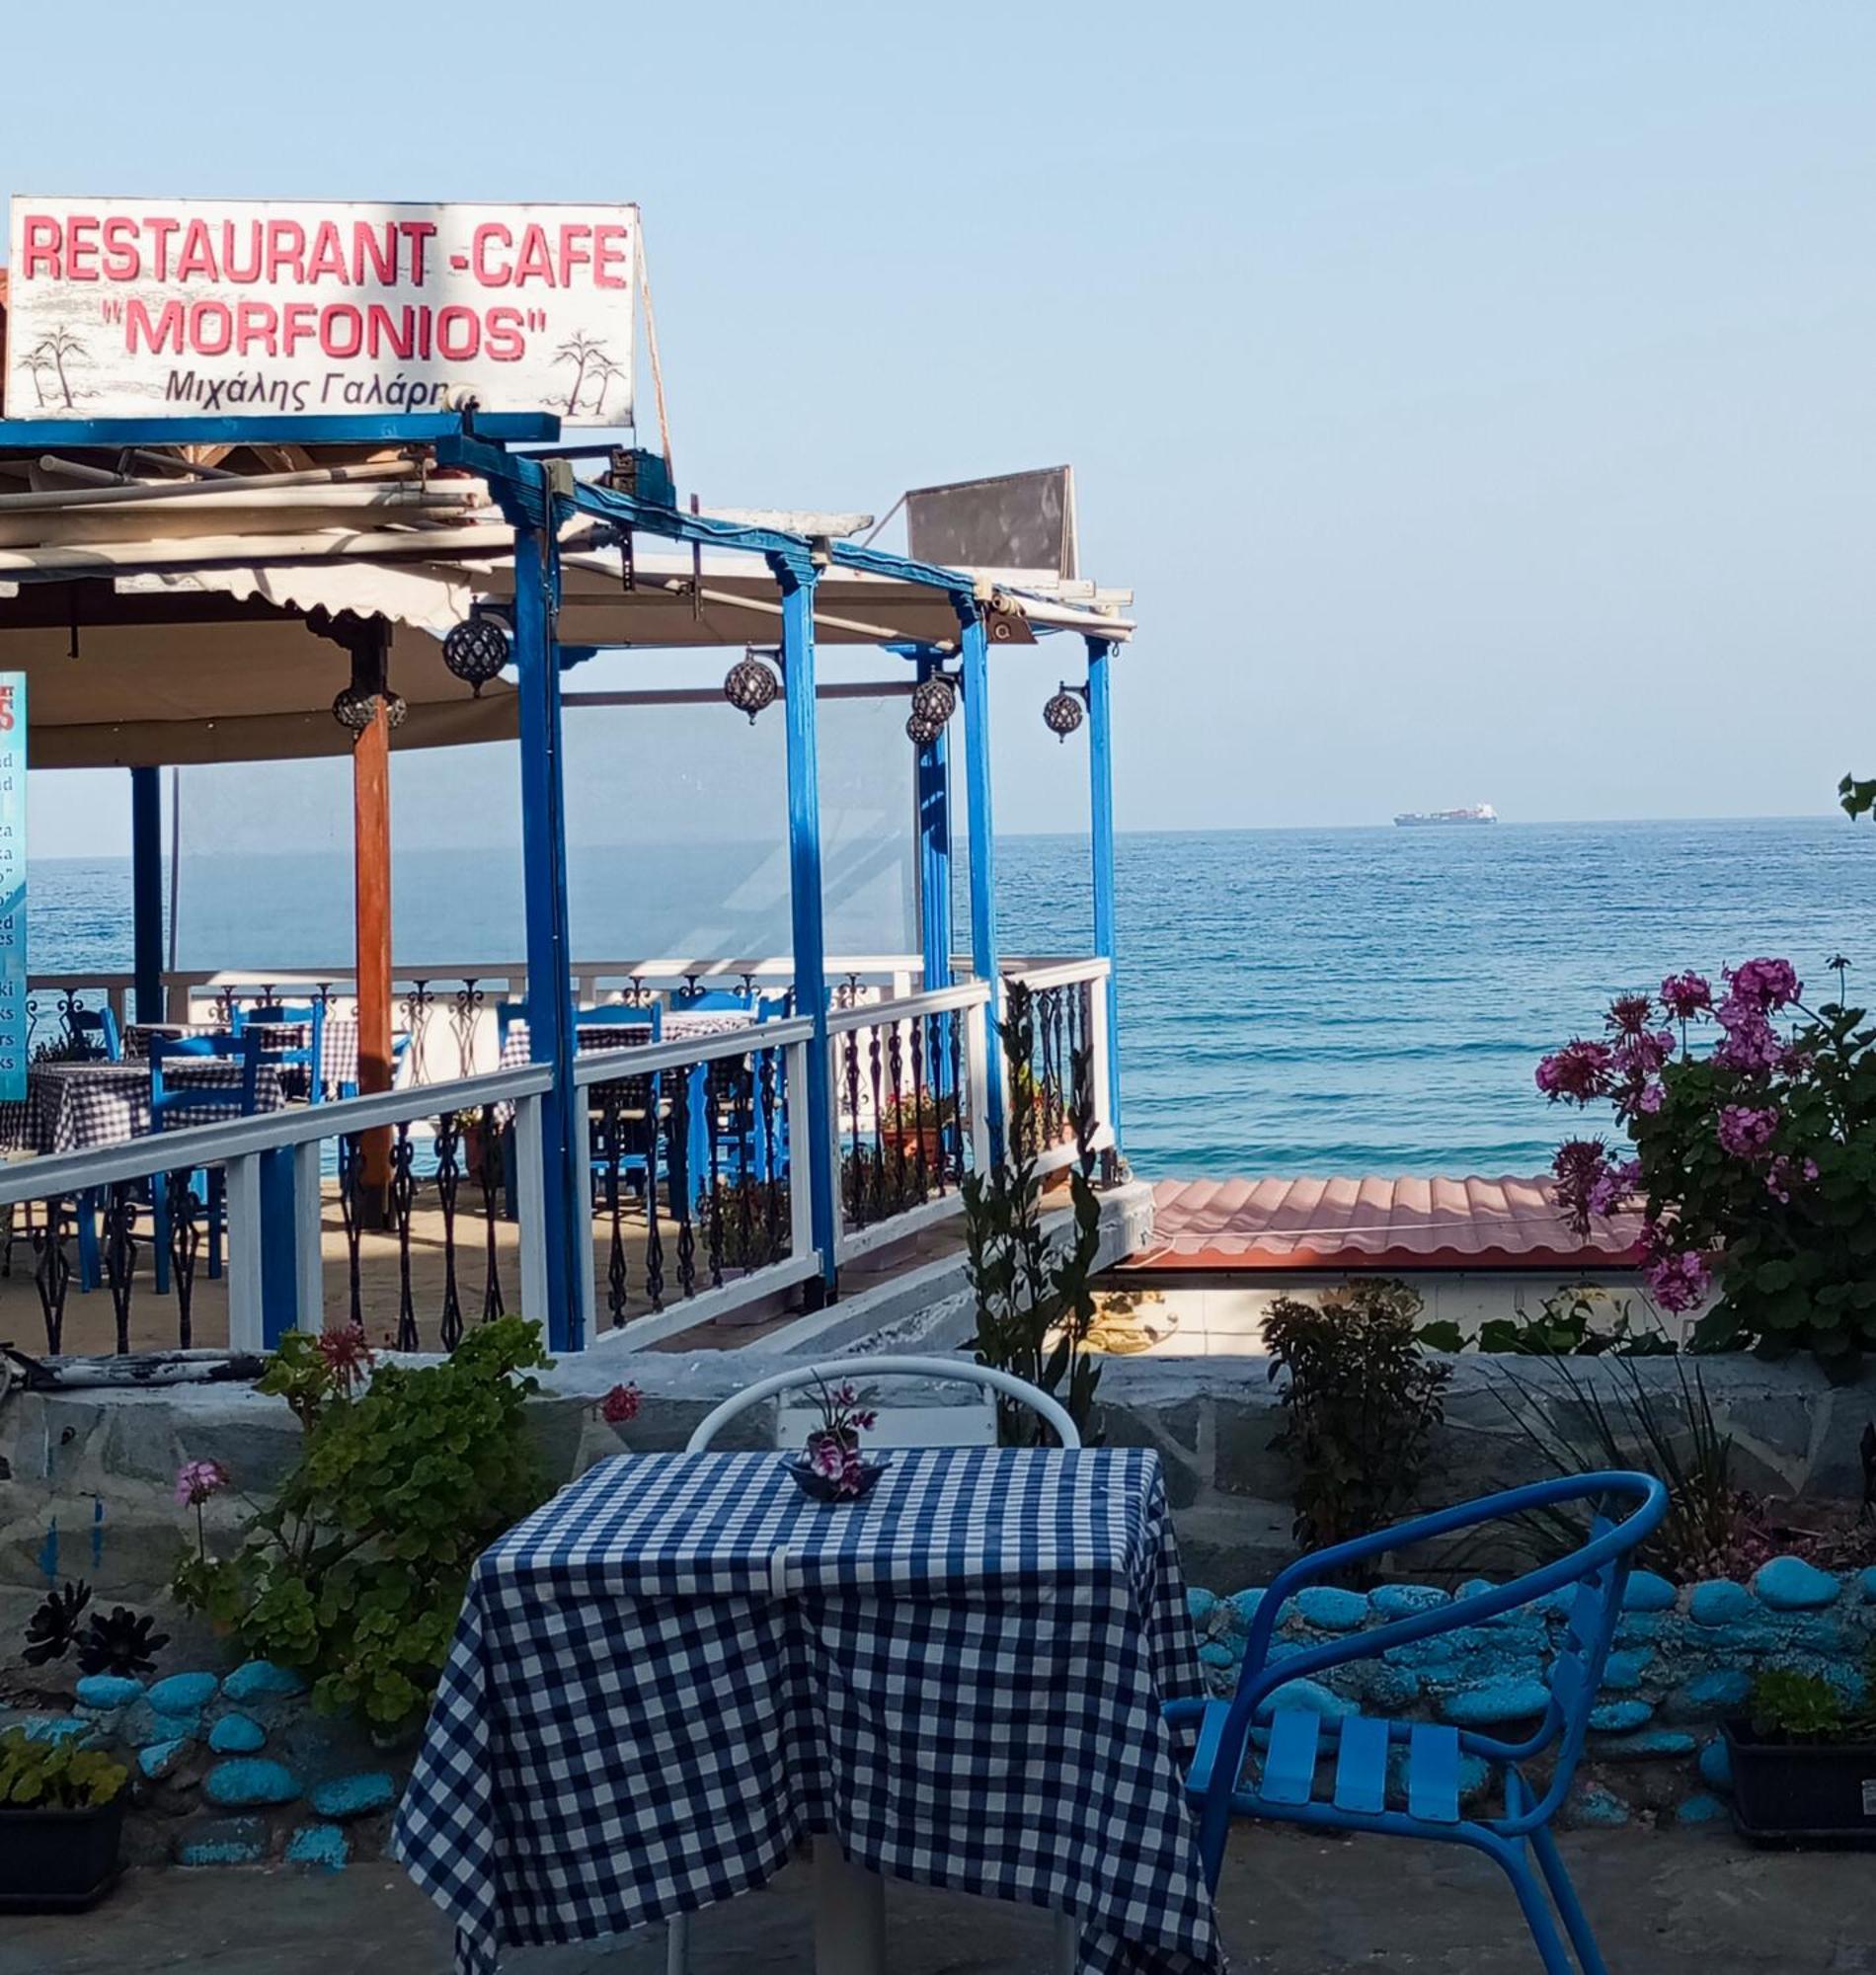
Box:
293 1139 325 1331
1085 970 1113 1150
787 1037 817 1270
223 1151 267 1353
511 1090 550 1330
964 998 993 1180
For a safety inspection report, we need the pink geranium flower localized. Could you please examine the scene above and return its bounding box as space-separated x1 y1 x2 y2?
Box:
1535 1039 1615 1104
175 1459 230 1508
1660 973 1713 1021
597 1382 642 1427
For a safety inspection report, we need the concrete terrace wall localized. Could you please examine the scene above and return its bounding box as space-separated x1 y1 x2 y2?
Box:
4 1347 1872 1608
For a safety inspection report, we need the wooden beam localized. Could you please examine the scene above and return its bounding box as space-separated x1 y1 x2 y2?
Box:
352 649 394 1226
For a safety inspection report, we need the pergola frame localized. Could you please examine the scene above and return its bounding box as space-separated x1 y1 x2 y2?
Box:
0 410 1129 1348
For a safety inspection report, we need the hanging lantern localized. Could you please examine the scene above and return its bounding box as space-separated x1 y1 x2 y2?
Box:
331 685 408 735
723 649 780 723
1043 684 1085 742
440 615 510 696
904 673 957 748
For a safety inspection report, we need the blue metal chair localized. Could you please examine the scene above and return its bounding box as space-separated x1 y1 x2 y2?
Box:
234 999 327 1104
671 985 752 1013
579 1005 662 1207
148 1031 265 1288
62 1002 121 1062
1170 1471 1668 1975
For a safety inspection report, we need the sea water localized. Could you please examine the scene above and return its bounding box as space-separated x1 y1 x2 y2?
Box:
30 818 1876 1180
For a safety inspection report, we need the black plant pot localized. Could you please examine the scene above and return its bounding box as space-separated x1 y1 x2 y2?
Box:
1723 1719 1876 1848
0 1796 124 1910
783 1454 890 1504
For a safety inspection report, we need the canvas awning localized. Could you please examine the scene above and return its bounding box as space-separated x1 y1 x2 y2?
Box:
0 464 1133 768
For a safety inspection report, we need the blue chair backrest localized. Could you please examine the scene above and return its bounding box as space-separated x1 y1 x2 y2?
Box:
63 1004 121 1062
149 1030 264 1132
236 1001 325 1083
672 986 750 1012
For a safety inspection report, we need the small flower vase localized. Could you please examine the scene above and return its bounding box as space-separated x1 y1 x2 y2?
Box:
785 1433 889 1504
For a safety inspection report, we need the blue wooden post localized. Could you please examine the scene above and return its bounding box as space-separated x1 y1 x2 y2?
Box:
1085 636 1123 1142
774 553 837 1302
513 515 584 1349
259 1148 298 1346
958 606 1004 1157
129 766 164 1023
915 652 953 991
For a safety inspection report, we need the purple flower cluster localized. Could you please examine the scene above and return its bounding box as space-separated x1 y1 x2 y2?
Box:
1534 1039 1614 1104
1726 958 1802 1010
1764 1154 1820 1205
1644 1247 1712 1313
1716 1104 1780 1159
175 1458 230 1508
1660 973 1713 1021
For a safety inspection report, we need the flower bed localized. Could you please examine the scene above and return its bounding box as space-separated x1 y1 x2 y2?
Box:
1187 1558 1876 1828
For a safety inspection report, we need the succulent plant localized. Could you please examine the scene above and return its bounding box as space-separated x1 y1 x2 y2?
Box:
76 1606 170 1679
22 1580 92 1667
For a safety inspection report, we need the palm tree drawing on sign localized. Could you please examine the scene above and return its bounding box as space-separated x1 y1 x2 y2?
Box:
21 349 52 408
587 354 627 418
552 333 610 415
33 328 87 409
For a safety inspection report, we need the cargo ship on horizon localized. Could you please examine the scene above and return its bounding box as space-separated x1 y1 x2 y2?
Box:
1393 803 1498 827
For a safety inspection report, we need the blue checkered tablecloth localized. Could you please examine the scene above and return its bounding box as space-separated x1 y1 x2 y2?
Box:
393 1447 1217 1975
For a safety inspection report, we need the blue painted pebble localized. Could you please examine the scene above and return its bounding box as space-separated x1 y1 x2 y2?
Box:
203 1759 300 1807
309 1772 397 1820
208 1713 268 1754
1753 1557 1841 1612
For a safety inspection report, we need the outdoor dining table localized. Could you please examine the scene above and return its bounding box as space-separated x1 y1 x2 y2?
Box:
0 1055 290 1157
123 1018 362 1100
394 1446 1219 1975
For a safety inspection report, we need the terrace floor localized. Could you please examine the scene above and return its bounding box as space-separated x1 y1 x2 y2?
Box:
11 1827 1873 1972
1 1178 982 1361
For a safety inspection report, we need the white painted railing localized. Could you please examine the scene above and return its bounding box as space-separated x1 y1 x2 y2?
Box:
0 1065 553 1354
826 981 994 1265
1002 957 1114 1179
572 1016 821 1353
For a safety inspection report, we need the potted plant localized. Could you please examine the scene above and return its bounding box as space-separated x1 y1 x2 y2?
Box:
877 1089 959 1167
1723 1661 1876 1846
0 1727 129 1910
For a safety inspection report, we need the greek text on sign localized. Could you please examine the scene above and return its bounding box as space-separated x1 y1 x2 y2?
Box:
5 198 638 425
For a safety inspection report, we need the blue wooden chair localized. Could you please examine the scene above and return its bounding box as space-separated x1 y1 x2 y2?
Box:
1170 1470 1667 1975
148 1031 265 1288
62 1003 121 1062
234 1000 327 1104
579 1005 662 1207
671 985 752 1013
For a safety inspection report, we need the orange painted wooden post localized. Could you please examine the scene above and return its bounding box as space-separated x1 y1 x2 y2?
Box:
353 687 394 1225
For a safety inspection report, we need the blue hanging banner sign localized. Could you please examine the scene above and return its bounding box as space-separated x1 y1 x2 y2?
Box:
0 672 24 1103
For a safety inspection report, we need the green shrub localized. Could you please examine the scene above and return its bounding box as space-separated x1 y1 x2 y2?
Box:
173 1316 553 1732
1264 1279 1447 1563
0 1728 126 1809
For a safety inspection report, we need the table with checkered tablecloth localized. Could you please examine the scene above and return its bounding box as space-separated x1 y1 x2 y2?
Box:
393 1447 1218 1975
497 1009 751 1072
0 1057 289 1156
124 1019 361 1099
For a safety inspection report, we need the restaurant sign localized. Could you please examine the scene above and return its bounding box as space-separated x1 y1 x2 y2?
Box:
4 198 638 425
0 674 24 1104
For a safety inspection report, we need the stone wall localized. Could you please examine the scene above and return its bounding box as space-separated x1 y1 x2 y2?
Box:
1185 1559 1876 1828
1094 1350 1876 1590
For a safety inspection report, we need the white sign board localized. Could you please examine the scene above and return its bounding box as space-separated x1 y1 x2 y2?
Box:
5 198 637 424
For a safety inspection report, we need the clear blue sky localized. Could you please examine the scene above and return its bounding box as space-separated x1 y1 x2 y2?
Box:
12 0 1876 853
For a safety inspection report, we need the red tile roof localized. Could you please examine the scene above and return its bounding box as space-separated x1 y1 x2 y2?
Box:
1126 1175 1644 1273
